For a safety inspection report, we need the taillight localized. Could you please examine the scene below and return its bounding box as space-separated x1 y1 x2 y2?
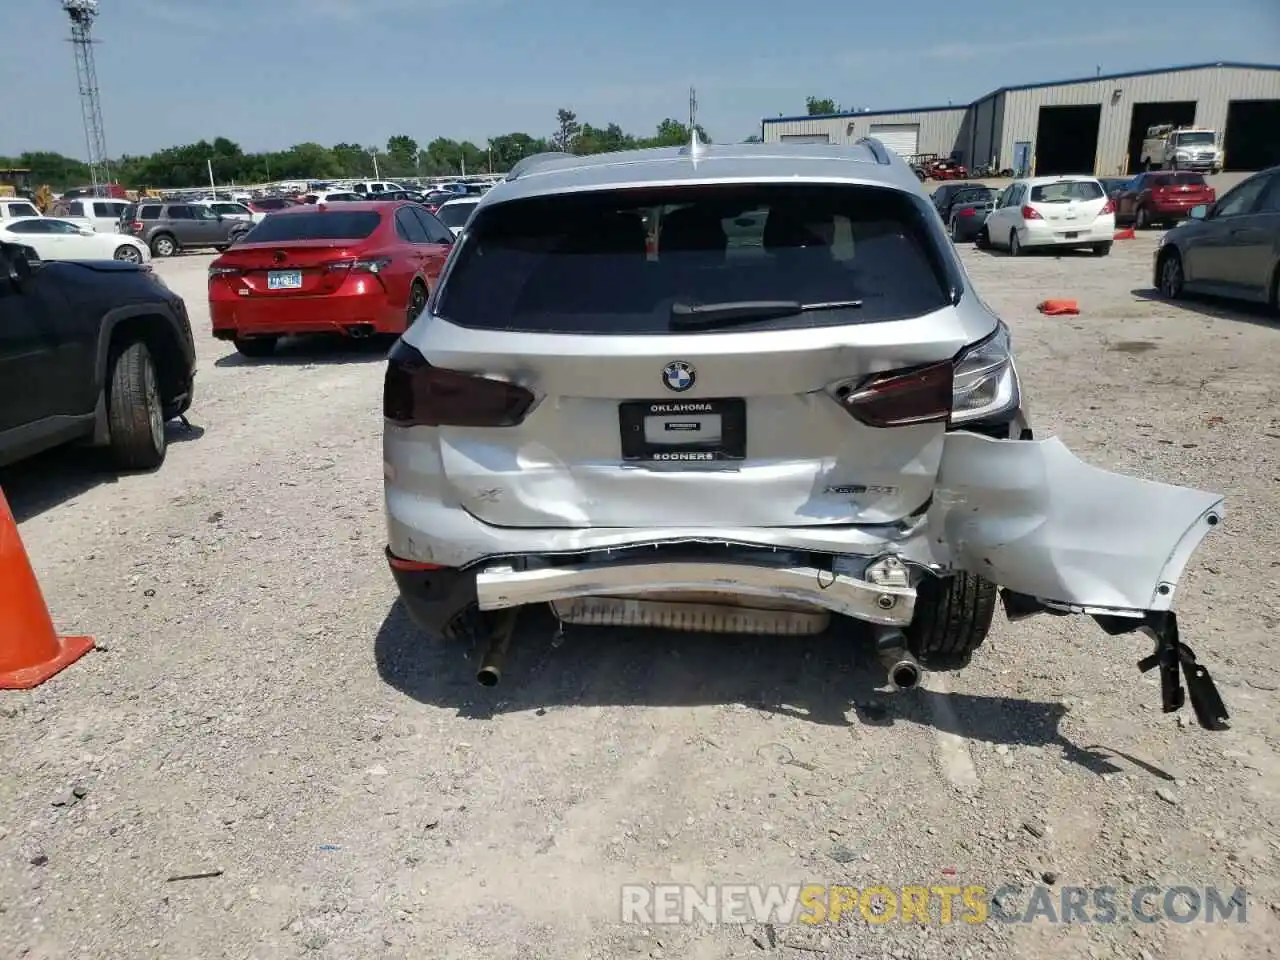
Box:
1020 205 1042 220
958 207 976 218
830 324 1017 428
384 340 535 428
129 220 143 231
326 257 391 275
1100 198 1115 215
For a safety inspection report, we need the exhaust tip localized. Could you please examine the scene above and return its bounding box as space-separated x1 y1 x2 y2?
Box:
476 667 500 687
890 661 921 690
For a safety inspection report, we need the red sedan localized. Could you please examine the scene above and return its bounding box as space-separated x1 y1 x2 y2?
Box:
208 200 454 357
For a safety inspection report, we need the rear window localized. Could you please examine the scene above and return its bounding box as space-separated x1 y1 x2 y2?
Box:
1030 181 1103 203
1150 173 1207 187
437 201 478 227
241 211 381 242
6 202 40 217
435 184 951 335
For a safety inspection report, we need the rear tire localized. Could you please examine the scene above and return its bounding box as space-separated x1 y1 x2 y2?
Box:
1158 249 1185 299
975 225 990 250
150 234 177 257
107 340 167 471
234 336 277 358
407 279 428 327
1135 206 1150 230
1092 241 1113 257
1009 230 1023 256
906 572 997 670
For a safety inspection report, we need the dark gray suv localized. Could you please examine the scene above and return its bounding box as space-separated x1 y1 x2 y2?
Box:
120 202 251 257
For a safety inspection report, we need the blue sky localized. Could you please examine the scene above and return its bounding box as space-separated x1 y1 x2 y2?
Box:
2 0 1277 157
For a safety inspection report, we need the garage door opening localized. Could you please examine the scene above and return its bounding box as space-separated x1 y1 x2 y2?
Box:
1127 101 1197 174
1224 100 1280 172
868 123 920 160
1034 104 1101 176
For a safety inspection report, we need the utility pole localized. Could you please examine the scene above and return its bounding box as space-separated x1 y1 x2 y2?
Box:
689 86 698 134
62 0 111 195
370 148 380 179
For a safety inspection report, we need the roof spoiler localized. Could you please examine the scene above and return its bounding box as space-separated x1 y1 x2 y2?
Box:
505 152 575 181
854 137 892 166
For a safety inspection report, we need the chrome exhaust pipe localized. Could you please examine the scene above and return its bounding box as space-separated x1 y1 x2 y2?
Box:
476 610 518 687
347 324 375 339
872 626 922 691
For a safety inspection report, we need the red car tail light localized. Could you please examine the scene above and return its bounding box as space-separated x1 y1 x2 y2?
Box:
1100 198 1115 215
129 220 143 232
384 340 536 428
1020 205 1042 220
958 207 976 218
832 362 954 428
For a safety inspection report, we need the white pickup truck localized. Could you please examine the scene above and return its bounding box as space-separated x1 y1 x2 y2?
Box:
1139 125 1223 174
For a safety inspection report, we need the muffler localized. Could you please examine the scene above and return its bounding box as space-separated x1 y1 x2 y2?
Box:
476 610 518 687
346 323 375 339
872 626 922 691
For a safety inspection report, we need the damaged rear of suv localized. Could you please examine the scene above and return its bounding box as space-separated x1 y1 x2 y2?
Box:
382 137 1228 729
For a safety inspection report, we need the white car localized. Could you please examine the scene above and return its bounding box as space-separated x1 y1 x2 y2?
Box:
0 217 150 264
0 198 43 221
52 197 130 234
195 199 265 225
435 196 480 236
979 175 1115 256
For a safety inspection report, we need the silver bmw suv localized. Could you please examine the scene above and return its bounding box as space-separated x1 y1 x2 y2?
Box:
383 138 1229 727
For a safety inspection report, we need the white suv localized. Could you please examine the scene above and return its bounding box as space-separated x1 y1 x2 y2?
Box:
380 140 1227 728
979 175 1116 256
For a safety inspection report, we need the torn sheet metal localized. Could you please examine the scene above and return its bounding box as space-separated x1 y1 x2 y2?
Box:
923 432 1224 613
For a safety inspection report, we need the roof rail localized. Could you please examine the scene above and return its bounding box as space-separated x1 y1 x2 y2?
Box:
505 152 575 181
855 137 892 165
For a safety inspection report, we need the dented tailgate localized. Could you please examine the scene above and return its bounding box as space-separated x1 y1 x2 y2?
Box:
927 433 1224 612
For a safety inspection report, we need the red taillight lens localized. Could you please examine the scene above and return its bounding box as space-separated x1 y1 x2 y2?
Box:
1100 198 1115 215
384 340 535 428
833 362 954 428
958 207 976 218
1020 205 1042 220
129 220 143 231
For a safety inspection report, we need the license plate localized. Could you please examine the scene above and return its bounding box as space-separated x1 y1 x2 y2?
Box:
267 270 303 290
1063 231 1079 239
619 398 746 462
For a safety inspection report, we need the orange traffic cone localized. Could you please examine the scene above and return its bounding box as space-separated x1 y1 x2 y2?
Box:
0 490 93 690
1037 299 1080 316
1114 227 1136 240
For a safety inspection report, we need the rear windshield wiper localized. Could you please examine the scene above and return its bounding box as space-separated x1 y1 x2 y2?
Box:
669 299 863 330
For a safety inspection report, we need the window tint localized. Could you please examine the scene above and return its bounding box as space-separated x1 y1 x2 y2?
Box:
167 205 194 219
240 211 382 242
1149 173 1207 187
1030 180 1103 202
1215 176 1269 217
1257 176 1280 214
411 207 454 244
395 207 430 242
437 201 477 227
193 205 218 220
6 220 49 234
49 220 81 234
139 205 162 219
435 184 950 335
68 201 85 216
7 202 40 217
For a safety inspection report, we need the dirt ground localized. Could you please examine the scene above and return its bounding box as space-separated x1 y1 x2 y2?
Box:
1 228 1278 960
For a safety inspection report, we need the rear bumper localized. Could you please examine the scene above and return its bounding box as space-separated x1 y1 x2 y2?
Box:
1149 201 1210 218
1021 219 1115 247
210 292 402 339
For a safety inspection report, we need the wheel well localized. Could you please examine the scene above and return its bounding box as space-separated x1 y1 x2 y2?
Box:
107 316 186 406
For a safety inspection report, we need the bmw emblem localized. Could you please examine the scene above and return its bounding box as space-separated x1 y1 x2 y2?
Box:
662 361 695 392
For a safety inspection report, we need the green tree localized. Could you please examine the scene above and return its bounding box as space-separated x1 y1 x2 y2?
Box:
385 135 419 176
806 96 841 115
552 108 580 152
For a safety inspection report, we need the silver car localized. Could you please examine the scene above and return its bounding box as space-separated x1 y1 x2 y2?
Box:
1154 164 1280 309
382 138 1229 727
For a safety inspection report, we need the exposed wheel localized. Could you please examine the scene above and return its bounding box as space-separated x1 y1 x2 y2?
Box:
1092 241 1113 257
406 279 428 327
150 234 177 257
949 218 961 242
1135 206 1150 230
906 572 997 670
113 244 142 264
234 336 277 358
1158 249 1185 299
975 225 990 250
1009 230 1023 256
107 340 167 471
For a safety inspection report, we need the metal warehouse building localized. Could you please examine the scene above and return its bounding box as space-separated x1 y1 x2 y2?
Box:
762 61 1280 177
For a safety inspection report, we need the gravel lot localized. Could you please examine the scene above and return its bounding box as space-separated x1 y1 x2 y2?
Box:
2 225 1278 960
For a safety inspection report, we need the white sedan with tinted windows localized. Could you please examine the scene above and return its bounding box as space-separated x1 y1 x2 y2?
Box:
0 216 151 263
435 196 481 237
979 176 1116 256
